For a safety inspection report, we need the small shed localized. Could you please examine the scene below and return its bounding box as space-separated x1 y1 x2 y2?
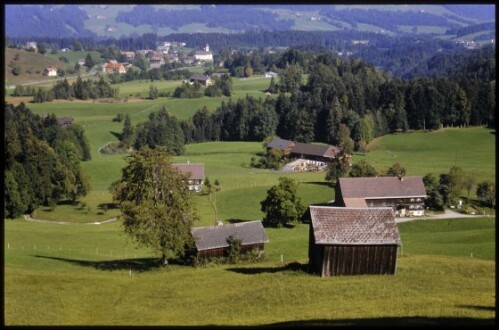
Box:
308 206 400 277
191 220 269 259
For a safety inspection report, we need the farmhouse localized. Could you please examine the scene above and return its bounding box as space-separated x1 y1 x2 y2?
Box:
171 162 205 192
190 220 269 259
335 176 427 217
26 41 37 51
267 138 344 163
190 74 214 86
102 61 126 74
308 206 401 277
43 67 57 76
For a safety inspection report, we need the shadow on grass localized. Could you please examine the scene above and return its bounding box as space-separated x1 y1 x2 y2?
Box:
265 317 495 327
457 305 496 312
34 255 166 272
226 262 309 275
301 181 332 187
98 202 119 210
110 131 122 140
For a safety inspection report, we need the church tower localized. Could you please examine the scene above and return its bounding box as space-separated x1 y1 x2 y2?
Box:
205 44 210 52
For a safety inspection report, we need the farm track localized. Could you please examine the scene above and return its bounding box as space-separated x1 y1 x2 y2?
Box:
22 209 489 226
23 214 118 225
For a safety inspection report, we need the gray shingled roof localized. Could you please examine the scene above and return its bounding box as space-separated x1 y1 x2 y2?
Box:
171 163 205 180
310 206 400 245
267 138 295 151
291 142 341 158
191 220 269 251
339 176 427 199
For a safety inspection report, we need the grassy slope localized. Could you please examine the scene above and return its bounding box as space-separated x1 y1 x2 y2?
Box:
4 62 496 325
361 127 495 183
4 48 72 85
4 217 495 325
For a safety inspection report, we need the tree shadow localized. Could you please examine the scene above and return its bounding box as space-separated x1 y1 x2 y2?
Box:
456 305 496 312
226 218 249 224
34 255 163 272
226 261 309 275
265 317 494 327
109 131 122 140
301 181 332 187
98 202 119 210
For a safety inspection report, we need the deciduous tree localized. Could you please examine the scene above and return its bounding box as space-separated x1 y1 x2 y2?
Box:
260 177 306 228
113 146 199 265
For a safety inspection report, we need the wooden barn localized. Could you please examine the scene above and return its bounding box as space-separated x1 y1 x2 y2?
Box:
190 220 269 259
308 206 401 277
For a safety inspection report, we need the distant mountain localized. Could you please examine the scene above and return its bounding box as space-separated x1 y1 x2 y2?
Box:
5 4 495 40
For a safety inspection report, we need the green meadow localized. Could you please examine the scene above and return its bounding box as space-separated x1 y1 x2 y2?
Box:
5 74 495 325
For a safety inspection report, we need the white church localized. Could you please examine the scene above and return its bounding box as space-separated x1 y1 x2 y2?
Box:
194 44 213 62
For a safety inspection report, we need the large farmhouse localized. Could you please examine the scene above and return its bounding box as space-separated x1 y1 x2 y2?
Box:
267 138 343 163
190 74 214 86
171 162 205 192
335 176 427 217
190 220 269 259
102 61 126 74
308 206 401 277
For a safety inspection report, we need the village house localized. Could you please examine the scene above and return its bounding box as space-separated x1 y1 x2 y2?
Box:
194 44 213 62
190 74 214 86
43 67 57 77
264 71 278 78
102 61 126 74
190 220 269 259
26 41 37 51
171 162 205 192
121 51 136 61
56 117 74 127
149 56 165 69
308 206 401 277
267 138 344 163
335 176 427 217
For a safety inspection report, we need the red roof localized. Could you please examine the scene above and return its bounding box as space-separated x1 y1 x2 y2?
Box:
310 206 400 245
171 163 205 180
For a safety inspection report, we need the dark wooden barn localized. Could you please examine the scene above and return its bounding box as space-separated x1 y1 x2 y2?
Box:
308 206 401 277
191 220 269 259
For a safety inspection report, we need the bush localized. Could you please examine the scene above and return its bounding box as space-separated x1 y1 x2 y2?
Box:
11 66 21 76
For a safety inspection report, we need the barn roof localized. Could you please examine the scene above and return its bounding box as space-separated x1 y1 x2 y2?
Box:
171 163 205 181
310 206 400 245
339 176 427 199
191 220 269 251
267 138 295 150
190 74 211 82
292 142 342 158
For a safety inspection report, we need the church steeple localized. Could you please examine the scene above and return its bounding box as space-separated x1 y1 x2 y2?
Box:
205 44 210 52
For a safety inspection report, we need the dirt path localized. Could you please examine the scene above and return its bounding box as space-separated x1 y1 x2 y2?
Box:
395 209 492 223
23 214 118 225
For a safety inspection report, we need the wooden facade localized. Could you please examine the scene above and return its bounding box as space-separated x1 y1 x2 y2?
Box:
196 243 265 259
308 206 400 277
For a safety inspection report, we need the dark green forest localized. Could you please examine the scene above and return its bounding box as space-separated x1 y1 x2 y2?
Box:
4 103 92 218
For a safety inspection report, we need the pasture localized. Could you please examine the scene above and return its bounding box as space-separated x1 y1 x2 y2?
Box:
4 73 495 325
4 217 495 325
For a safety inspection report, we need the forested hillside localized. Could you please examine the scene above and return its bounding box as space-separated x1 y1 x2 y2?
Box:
4 103 92 218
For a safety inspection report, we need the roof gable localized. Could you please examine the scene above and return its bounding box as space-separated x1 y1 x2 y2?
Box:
339 176 427 199
310 206 400 245
191 220 269 251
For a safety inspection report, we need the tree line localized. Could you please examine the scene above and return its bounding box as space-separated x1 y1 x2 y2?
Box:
118 47 494 158
4 103 92 218
31 77 119 103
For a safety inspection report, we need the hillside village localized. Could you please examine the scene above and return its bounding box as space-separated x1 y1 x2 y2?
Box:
4 4 495 326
